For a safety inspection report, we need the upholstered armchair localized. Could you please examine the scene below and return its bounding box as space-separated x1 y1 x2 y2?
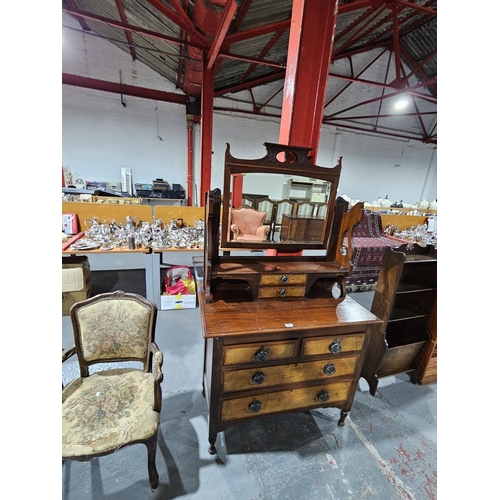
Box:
62 291 163 489
230 206 269 242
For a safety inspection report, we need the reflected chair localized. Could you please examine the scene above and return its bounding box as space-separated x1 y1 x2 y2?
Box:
62 290 163 489
230 206 269 241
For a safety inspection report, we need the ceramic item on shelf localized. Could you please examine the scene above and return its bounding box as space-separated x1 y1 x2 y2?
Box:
429 199 437 210
416 198 429 210
380 195 392 208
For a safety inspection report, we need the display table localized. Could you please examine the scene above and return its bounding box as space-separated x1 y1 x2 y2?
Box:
63 234 202 308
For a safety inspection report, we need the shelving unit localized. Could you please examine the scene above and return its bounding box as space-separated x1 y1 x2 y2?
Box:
361 243 437 395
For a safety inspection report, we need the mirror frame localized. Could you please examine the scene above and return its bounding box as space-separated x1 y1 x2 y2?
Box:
220 142 343 252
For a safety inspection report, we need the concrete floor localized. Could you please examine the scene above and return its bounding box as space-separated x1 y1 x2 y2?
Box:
62 285 437 500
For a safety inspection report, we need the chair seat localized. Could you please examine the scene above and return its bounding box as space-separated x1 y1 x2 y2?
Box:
62 368 159 458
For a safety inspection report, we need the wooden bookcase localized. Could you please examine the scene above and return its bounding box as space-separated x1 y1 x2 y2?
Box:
361 243 437 394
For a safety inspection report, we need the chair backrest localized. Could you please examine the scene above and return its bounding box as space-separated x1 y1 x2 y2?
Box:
295 201 315 217
231 207 267 236
70 290 157 376
274 199 295 225
256 197 276 225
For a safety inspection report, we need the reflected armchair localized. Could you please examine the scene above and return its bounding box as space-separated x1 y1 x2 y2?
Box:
230 206 269 242
62 291 163 489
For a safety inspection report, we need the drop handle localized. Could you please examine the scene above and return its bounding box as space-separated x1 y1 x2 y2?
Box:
316 390 329 402
251 372 265 385
280 275 289 284
328 340 342 354
248 400 262 413
278 289 287 297
254 348 269 362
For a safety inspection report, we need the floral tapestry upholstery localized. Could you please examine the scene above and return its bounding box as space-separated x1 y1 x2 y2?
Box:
62 368 159 457
344 212 404 292
74 298 153 363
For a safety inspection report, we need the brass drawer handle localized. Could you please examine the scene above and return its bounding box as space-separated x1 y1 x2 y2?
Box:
323 363 336 376
248 400 262 413
251 372 265 385
278 288 287 297
254 348 269 363
280 275 289 284
316 390 329 402
328 340 342 354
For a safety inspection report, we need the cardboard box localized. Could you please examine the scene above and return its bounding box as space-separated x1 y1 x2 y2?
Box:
160 293 196 310
62 256 91 316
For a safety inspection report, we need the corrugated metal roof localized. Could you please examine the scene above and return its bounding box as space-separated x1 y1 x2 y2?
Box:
62 0 437 143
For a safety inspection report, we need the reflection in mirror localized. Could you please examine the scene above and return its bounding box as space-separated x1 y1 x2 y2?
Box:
229 173 331 243
220 142 343 252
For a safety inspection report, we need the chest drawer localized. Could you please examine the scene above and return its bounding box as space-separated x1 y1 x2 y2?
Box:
222 340 297 366
260 274 307 286
301 333 365 357
221 380 352 422
222 354 359 393
257 286 306 299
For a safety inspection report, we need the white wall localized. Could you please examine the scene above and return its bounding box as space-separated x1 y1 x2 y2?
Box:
62 12 437 207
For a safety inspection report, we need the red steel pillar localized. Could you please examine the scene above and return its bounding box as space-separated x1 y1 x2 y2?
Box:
200 55 215 206
279 0 338 162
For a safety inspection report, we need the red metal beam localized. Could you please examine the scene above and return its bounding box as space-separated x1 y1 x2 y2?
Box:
207 0 239 70
65 0 91 31
333 3 387 57
200 57 215 205
147 0 209 48
240 28 286 83
228 0 253 33
224 19 290 45
115 0 136 60
322 121 436 143
176 0 190 89
214 70 285 97
279 0 338 160
62 73 188 104
337 0 387 14
397 0 436 16
62 6 207 50
391 0 402 85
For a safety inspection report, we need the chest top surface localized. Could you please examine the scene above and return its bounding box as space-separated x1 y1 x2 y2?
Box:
200 295 382 338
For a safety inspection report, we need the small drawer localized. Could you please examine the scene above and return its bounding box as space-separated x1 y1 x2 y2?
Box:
222 354 359 392
257 286 306 299
260 274 307 286
301 333 365 357
221 380 352 422
222 340 297 366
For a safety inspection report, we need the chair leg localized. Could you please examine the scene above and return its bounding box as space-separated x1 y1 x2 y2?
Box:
145 435 159 489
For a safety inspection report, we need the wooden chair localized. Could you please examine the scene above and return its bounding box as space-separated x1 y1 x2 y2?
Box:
62 291 163 489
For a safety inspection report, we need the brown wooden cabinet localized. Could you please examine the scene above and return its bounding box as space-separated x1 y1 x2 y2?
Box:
201 294 382 455
361 243 437 395
281 214 325 242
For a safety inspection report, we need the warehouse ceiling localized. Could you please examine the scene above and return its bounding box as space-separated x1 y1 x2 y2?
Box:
62 0 437 144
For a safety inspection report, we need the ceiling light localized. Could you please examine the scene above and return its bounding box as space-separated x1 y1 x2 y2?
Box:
394 96 409 109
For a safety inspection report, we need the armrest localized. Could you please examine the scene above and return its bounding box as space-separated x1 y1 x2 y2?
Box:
255 226 269 240
62 346 76 363
230 223 239 239
149 342 163 412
